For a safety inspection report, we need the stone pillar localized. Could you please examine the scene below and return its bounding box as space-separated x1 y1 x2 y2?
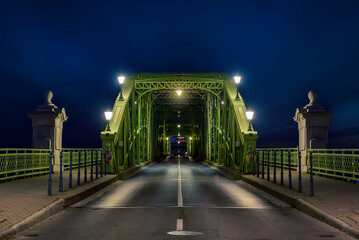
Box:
28 91 68 172
293 91 333 171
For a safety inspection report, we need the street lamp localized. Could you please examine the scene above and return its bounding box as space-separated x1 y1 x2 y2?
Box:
178 124 180 128
246 111 254 131
118 76 125 100
176 90 182 96
234 76 241 100
104 111 113 132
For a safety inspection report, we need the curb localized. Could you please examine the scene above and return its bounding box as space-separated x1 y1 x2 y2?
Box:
0 198 65 240
203 161 359 239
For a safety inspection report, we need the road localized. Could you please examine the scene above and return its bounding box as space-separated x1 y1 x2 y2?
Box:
14 157 354 240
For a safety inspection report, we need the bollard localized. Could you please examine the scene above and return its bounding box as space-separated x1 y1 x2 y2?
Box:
59 151 63 192
91 150 94 181
298 150 302 193
84 151 87 183
96 150 99 179
273 151 277 184
261 150 265 179
256 152 260 178
288 151 292 189
280 150 284 186
48 151 52 196
309 150 314 196
69 150 73 188
101 151 103 177
267 150 270 181
77 151 81 185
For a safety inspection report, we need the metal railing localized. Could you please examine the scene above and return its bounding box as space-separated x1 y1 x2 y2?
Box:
0 148 50 182
308 149 359 181
256 148 298 170
62 148 102 170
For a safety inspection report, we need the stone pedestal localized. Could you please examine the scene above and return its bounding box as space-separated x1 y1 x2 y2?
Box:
293 91 333 171
28 91 68 172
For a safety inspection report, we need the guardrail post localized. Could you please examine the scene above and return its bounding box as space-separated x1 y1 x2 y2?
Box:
96 150 99 179
69 150 73 188
261 150 265 179
256 151 260 178
48 151 52 196
59 151 63 192
280 150 284 186
84 151 87 183
267 150 270 181
298 150 302 193
273 150 277 183
91 150 94 181
309 150 314 196
288 151 292 189
77 151 81 185
252 151 255 176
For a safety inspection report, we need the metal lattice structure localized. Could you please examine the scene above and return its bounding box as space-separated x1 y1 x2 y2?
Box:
101 73 258 173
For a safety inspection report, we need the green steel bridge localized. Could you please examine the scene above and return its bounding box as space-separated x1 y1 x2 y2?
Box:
100 73 258 173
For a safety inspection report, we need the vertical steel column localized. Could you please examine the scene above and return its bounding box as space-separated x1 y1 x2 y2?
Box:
267 150 270 181
288 151 292 189
280 150 284 186
309 150 314 196
298 150 302 193
69 150 73 188
273 151 277 183
59 151 63 192
77 151 81 185
48 151 52 196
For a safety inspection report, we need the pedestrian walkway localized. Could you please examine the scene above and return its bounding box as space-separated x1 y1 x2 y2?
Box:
0 162 152 239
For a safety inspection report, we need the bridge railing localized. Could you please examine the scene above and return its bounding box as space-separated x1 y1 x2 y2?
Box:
62 148 103 170
0 148 50 182
256 148 298 170
308 149 359 181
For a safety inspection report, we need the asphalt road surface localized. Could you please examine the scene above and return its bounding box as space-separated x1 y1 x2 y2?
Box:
14 157 355 240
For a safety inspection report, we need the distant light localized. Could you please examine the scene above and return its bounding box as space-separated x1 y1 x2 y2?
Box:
178 124 180 128
178 133 180 136
221 101 224 105
176 90 182 96
104 111 113 121
166 137 169 140
118 76 125 84
178 141 180 144
189 137 192 140
234 76 241 84
134 101 137 105
246 111 254 120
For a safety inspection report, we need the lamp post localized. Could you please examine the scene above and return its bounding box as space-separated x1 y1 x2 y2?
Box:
234 76 241 100
104 111 112 132
118 76 125 100
246 111 254 131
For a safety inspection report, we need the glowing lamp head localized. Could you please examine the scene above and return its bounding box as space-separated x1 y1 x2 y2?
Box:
234 76 241 84
176 90 182 96
118 76 125 85
178 124 180 128
104 111 113 121
166 137 169 140
246 111 254 121
189 137 192 140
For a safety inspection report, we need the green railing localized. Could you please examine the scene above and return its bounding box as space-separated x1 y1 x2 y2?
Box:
0 148 50 182
308 149 359 181
256 148 298 170
62 148 103 170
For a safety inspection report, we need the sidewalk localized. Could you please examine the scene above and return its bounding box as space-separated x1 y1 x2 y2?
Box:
209 162 359 239
0 162 152 239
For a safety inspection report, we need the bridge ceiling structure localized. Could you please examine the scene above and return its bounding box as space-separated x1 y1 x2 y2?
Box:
101 73 258 173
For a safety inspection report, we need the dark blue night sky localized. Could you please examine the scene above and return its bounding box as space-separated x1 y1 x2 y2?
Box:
1 0 359 148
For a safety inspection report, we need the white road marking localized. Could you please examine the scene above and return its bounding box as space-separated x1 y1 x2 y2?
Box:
176 219 183 231
177 157 183 207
